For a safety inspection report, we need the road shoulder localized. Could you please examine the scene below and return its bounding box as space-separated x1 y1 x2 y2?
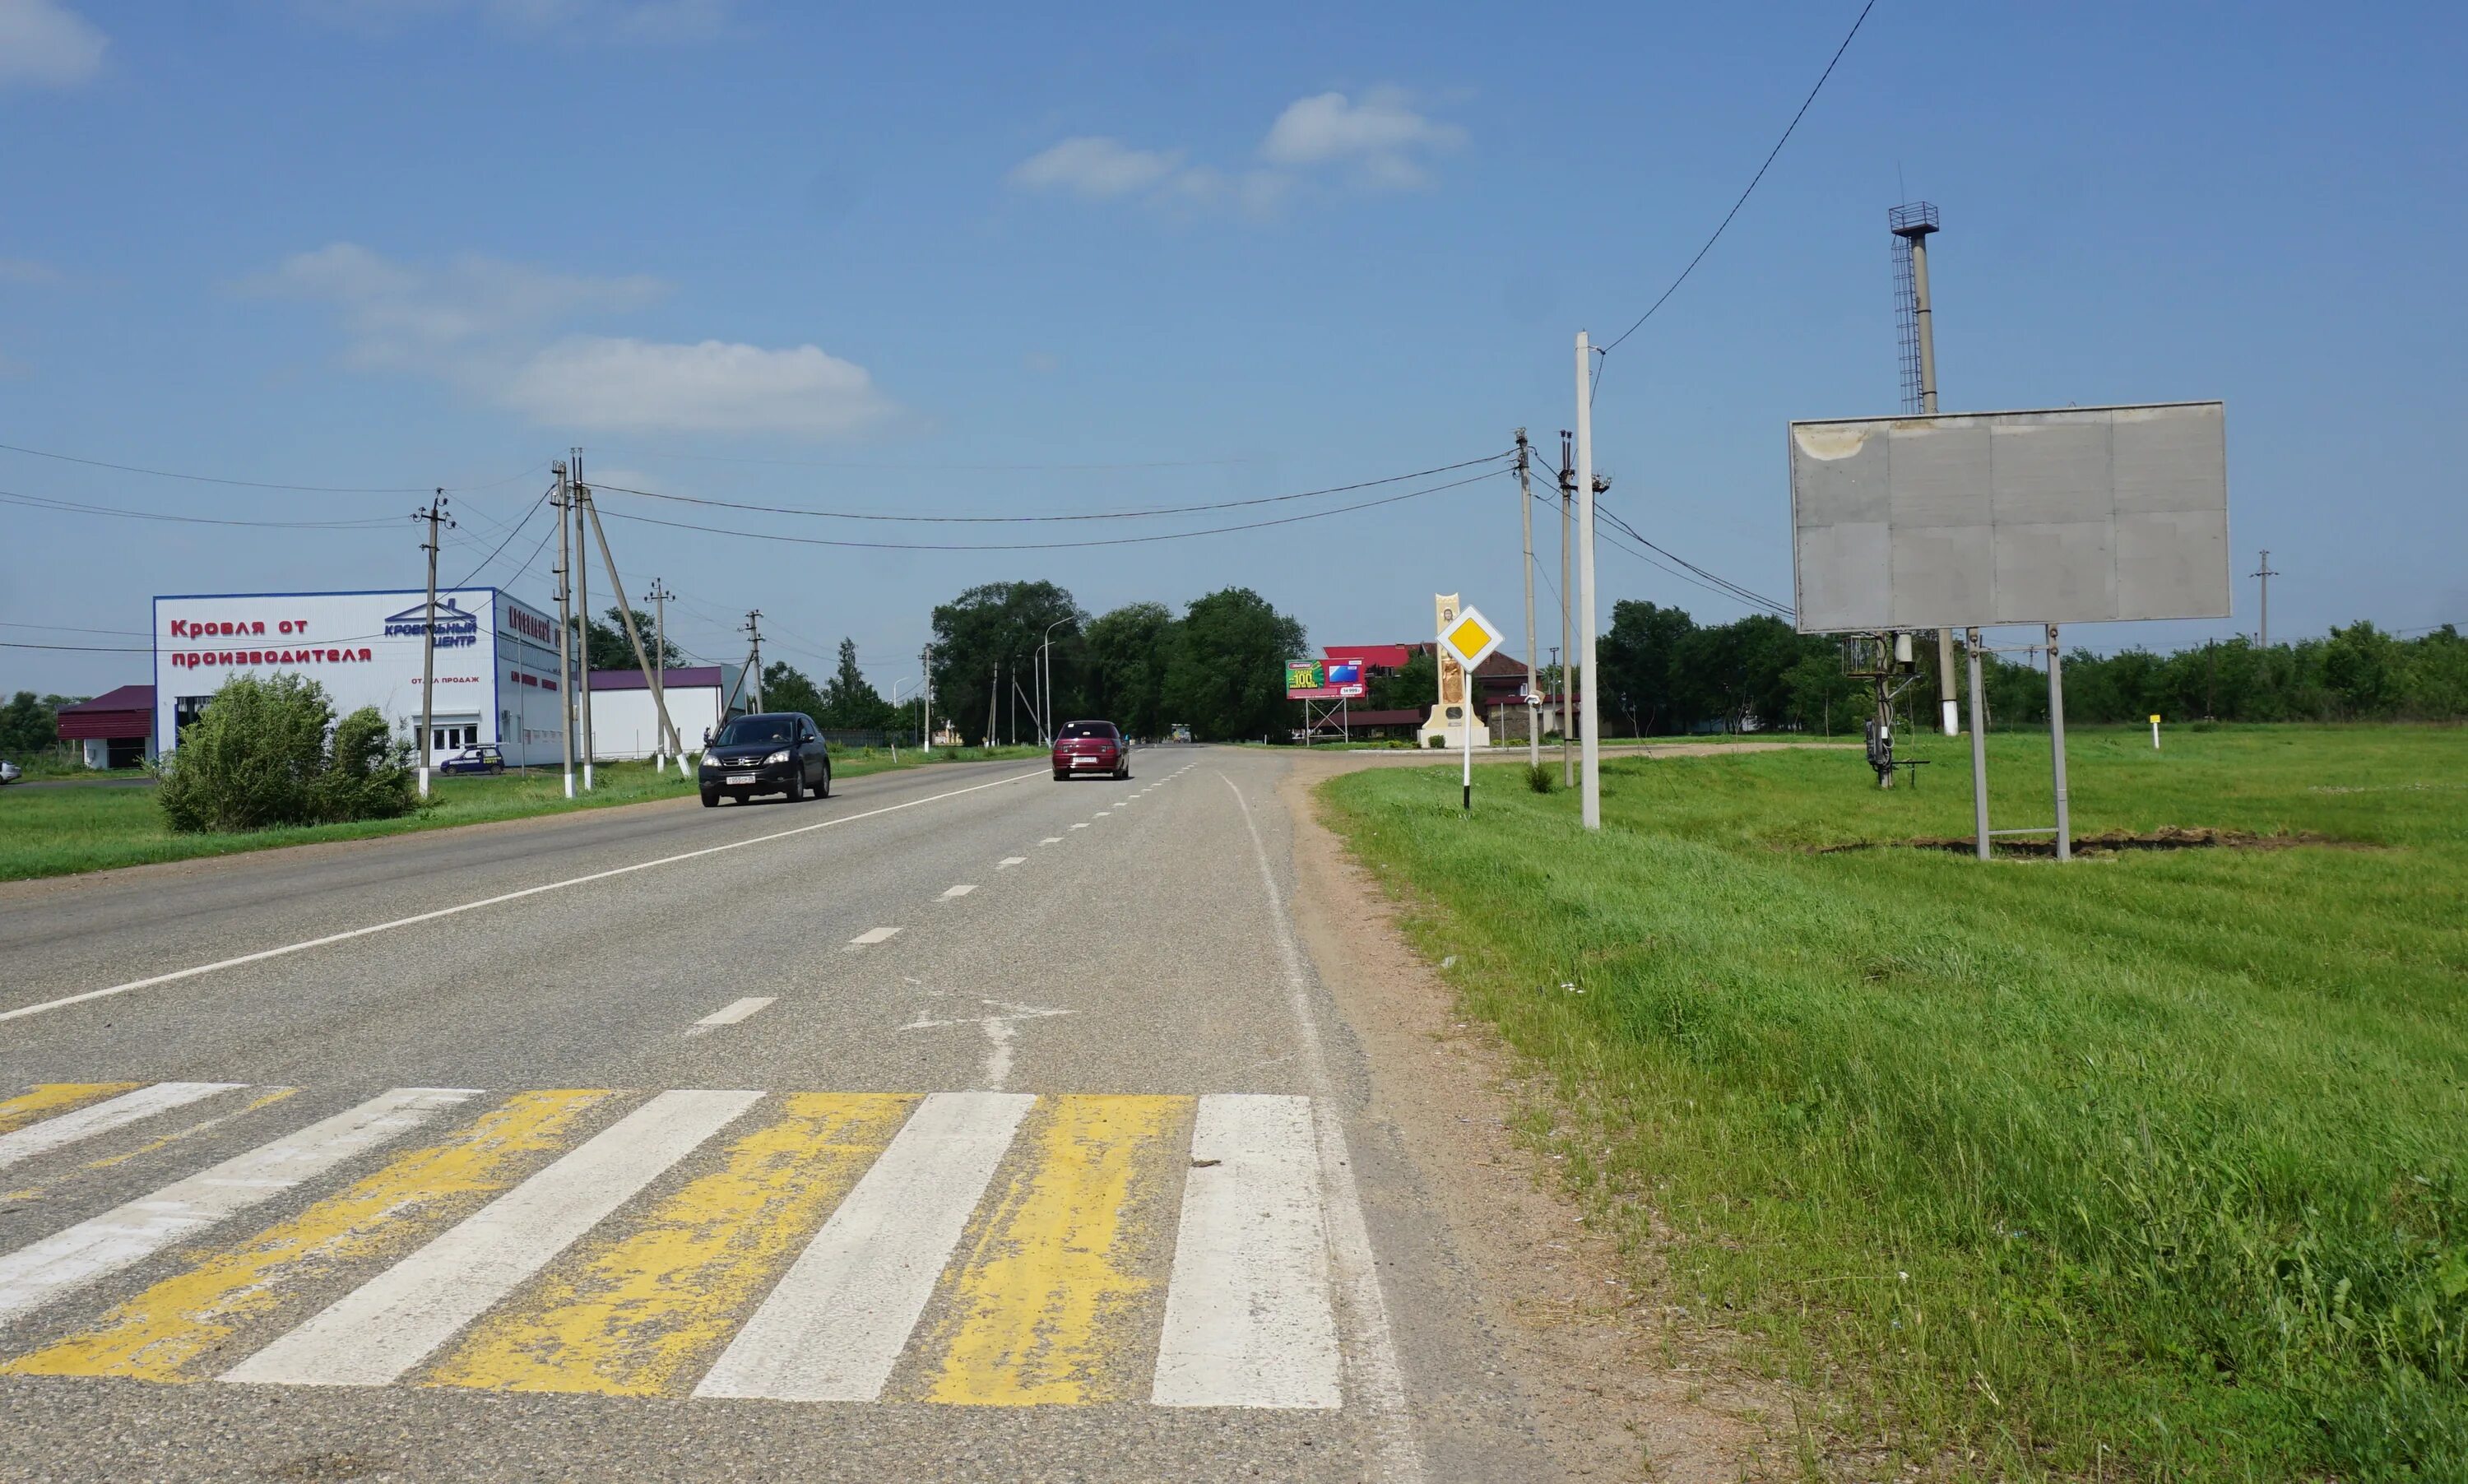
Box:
1279 757 1796 1482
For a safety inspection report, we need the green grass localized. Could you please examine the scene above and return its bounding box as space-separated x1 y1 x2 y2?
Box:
0 744 1047 882
1320 725 2467 1480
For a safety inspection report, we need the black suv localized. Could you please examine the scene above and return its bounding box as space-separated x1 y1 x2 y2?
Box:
699 712 833 806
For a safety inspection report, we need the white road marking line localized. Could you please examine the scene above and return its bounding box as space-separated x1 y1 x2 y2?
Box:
996 856 1026 869
1069 823 1088 831
0 1087 476 1328
1152 1093 1340 1409
1218 772 1424 1477
695 1091 1032 1402
939 883 977 899
0 1082 244 1172
1039 837 1062 846
691 996 776 1029
847 925 902 946
899 1001 1072 1091
2 769 1046 1027
225 1089 761 1387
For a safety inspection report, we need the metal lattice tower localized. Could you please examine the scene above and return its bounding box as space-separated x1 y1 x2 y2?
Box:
1890 201 1939 414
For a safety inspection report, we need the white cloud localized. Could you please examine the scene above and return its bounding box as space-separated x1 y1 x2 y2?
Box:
1260 87 1464 187
0 0 106 89
1009 137 1183 199
504 336 893 437
1008 86 1462 216
253 242 893 438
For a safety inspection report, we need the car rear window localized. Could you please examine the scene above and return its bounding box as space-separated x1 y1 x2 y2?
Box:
1058 722 1116 740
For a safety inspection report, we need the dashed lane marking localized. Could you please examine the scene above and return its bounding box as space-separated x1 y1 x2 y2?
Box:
939 884 977 899
1038 837 1062 846
997 857 1026 869
1069 823 1088 831
847 926 902 947
692 998 776 1030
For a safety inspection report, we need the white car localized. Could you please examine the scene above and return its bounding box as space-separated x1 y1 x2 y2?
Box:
0 759 21 785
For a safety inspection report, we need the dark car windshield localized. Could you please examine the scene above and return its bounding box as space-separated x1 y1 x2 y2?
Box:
714 716 796 746
1058 721 1116 740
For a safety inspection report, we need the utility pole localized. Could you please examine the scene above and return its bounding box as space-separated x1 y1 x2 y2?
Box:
987 662 1000 749
647 578 675 768
571 447 594 791
1516 429 1538 772
580 488 683 768
2253 550 2278 647
1558 429 1574 787
921 643 934 749
1575 332 1601 830
1892 202 1960 738
553 461 574 799
411 489 452 799
743 610 765 712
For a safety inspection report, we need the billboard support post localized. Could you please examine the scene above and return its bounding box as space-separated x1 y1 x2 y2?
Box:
1965 628 1990 860
2047 624 2071 861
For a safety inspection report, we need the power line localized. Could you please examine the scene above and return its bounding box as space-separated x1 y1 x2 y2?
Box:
1596 499 1793 614
593 445 1270 473
0 440 540 494
1597 0 1880 358
584 452 1512 525
448 485 556 588
594 468 1510 552
0 619 152 637
0 489 404 530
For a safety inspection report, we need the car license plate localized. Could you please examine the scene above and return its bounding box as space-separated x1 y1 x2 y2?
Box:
726 773 757 785
1072 757 1097 768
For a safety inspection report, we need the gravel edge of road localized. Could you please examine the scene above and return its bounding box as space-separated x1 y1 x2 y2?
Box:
1279 752 1812 1482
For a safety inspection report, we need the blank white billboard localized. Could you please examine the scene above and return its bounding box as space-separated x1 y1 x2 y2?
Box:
1788 401 2228 633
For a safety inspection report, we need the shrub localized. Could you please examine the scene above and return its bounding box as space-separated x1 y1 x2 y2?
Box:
1525 763 1557 794
158 675 419 833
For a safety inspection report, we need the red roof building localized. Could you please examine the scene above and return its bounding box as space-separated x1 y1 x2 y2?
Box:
54 684 156 768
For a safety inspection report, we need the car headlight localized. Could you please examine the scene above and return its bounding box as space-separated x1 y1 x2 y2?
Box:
763 749 791 765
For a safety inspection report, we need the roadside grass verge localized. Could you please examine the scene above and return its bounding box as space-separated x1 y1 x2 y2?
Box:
1319 725 2467 1479
0 745 1046 882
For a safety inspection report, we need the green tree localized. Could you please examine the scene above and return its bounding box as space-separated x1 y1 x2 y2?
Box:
929 581 1087 745
0 690 63 758
1368 651 1436 714
1598 601 1700 733
582 606 681 675
1083 601 1176 739
156 674 415 832
820 638 897 730
759 660 827 722
1162 587 1306 741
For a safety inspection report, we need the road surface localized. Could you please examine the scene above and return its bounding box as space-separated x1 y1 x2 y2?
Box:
0 747 1562 1482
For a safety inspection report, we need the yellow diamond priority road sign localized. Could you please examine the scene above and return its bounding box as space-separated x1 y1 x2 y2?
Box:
1440 605 1503 671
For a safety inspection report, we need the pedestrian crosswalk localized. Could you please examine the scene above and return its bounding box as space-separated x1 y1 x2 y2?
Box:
0 1081 1348 1409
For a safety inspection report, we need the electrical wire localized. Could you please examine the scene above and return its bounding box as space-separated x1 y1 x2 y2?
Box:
0 440 540 494
591 445 1269 472
1596 499 1793 614
582 452 1513 525
0 619 153 637
448 485 555 588
0 489 405 530
591 468 1509 553
1597 0 1880 358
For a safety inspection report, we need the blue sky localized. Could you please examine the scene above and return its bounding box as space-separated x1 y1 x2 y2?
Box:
4 0 2462 697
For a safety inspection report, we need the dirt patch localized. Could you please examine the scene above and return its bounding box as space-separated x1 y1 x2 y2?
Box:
1809 825 2351 858
1282 759 1807 1482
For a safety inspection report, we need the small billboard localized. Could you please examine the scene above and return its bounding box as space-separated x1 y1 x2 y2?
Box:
1287 657 1366 701
1788 401 2228 633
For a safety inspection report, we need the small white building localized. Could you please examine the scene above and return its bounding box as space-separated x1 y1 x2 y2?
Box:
586 665 743 759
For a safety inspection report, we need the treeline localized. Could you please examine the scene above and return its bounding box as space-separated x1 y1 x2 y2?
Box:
927 582 1304 744
1593 603 2468 734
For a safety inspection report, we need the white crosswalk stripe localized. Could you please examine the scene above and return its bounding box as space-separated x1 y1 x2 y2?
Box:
0 1082 244 1172
0 1087 475 1328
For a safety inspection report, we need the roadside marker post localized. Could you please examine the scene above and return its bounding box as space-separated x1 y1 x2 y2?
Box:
1438 605 1505 814
2150 713 2162 749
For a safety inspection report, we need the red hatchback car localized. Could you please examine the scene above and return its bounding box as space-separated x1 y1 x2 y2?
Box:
1051 720 1130 781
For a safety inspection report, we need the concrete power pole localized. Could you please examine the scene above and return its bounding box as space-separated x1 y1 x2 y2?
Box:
921 644 934 749
647 578 674 768
1516 429 1538 772
1893 202 1960 737
579 489 683 768
571 448 594 791
553 462 574 799
1558 429 1574 787
743 611 765 712
2253 550 2279 647
411 489 452 799
1574 332 1601 830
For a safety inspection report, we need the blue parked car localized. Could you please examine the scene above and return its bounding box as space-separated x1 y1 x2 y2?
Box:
437 744 506 776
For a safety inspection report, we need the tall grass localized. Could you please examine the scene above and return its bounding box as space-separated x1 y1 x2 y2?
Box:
1322 726 2467 1478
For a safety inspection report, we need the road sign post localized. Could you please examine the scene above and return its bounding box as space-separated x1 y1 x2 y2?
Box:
1439 605 1505 814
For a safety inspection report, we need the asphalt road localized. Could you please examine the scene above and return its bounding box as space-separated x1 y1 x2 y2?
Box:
0 747 1558 1482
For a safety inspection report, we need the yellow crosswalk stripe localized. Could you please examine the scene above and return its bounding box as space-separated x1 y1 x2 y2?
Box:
0 1083 141 1136
916 1094 1188 1405
424 1093 917 1397
2 1088 298 1206
2 1090 613 1382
